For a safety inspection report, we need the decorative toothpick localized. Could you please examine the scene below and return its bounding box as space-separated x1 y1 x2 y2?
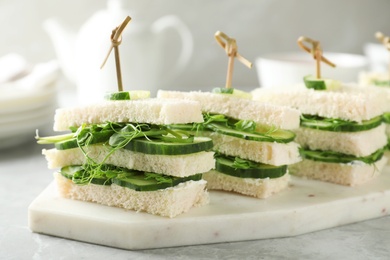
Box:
375 31 390 79
101 16 132 92
297 36 336 79
214 31 252 89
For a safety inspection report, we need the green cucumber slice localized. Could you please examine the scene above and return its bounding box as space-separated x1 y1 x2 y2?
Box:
212 87 234 94
112 175 172 191
112 173 203 191
55 130 115 150
212 87 252 99
60 165 111 185
303 75 341 90
206 123 295 143
373 79 390 87
215 155 287 179
125 137 213 155
299 148 384 164
300 114 383 132
167 124 196 131
61 165 203 191
383 113 390 124
104 90 150 101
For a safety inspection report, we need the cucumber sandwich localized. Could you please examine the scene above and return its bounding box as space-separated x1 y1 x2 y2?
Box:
359 72 390 158
36 93 215 218
157 88 302 198
252 84 388 186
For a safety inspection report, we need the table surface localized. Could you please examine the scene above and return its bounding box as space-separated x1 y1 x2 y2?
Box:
1 133 390 260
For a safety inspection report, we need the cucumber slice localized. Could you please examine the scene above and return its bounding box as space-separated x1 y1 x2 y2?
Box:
112 173 203 191
104 90 150 101
215 155 287 179
60 165 111 185
303 75 341 90
373 79 390 87
112 174 172 191
300 114 383 132
167 124 196 131
300 148 384 164
61 165 203 191
212 87 234 94
125 137 213 155
383 113 390 124
206 123 295 143
212 87 252 99
60 165 82 179
55 130 115 150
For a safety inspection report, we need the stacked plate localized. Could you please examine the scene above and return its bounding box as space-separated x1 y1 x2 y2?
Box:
0 54 60 150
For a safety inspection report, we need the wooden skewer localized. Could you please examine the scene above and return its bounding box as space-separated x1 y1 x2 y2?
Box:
376 32 390 79
297 36 336 79
215 31 252 89
101 16 132 92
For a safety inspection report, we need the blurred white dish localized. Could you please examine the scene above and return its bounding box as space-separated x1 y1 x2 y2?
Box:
0 57 60 150
256 52 368 88
0 53 29 83
0 107 54 140
0 101 56 125
364 43 389 72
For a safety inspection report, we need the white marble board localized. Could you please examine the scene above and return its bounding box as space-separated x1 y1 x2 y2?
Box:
28 167 390 250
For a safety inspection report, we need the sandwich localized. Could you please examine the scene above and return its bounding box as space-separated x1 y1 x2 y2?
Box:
157 88 302 198
252 81 388 186
359 72 390 159
358 31 390 157
36 93 215 218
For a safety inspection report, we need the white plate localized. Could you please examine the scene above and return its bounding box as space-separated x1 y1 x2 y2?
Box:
0 60 59 110
0 119 52 150
28 168 390 250
0 83 57 110
0 108 54 136
0 99 56 150
0 100 57 124
0 119 53 150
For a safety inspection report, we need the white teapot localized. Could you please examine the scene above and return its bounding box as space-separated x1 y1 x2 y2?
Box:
44 0 193 103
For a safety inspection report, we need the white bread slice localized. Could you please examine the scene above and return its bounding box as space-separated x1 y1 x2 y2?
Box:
54 172 209 218
339 83 390 112
203 170 290 199
295 123 387 157
289 156 388 186
252 88 384 122
359 71 390 87
54 98 204 131
206 131 301 166
43 145 215 177
157 90 300 130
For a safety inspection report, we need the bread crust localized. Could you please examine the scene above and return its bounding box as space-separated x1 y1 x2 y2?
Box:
55 172 209 218
295 124 387 157
157 90 300 130
43 145 215 177
208 132 301 166
53 98 204 131
203 170 290 198
252 88 385 122
289 156 388 186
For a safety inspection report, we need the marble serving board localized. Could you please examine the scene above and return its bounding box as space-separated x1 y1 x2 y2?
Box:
28 167 390 250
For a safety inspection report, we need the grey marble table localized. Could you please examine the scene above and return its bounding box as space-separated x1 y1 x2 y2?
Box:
1 139 390 260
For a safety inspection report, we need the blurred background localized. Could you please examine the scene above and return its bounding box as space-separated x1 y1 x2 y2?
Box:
0 0 389 149
1 0 389 91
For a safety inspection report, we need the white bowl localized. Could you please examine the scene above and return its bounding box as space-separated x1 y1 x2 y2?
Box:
255 52 368 88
